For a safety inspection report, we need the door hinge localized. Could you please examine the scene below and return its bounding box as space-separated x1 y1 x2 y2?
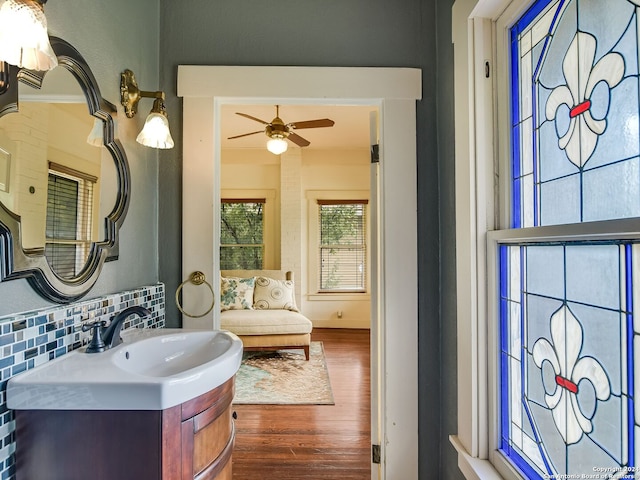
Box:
370 144 380 164
372 444 381 464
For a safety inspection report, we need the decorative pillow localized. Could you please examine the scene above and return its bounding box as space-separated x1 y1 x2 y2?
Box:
220 276 255 311
253 276 299 311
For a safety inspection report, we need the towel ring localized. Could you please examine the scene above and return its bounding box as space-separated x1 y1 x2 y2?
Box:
175 271 215 318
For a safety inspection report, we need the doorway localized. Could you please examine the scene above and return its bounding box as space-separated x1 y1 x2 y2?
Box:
178 66 420 479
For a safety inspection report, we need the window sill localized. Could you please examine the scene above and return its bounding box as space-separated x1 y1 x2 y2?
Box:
450 436 504 480
307 293 370 301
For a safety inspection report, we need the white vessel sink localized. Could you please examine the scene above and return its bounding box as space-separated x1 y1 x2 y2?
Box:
7 329 243 411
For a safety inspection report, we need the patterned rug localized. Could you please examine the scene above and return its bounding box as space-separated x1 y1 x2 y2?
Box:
233 341 335 405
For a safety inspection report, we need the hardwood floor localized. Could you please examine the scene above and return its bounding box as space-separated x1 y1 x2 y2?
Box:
232 328 371 479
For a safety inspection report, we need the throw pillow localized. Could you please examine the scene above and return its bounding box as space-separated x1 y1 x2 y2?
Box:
253 276 299 311
220 276 255 311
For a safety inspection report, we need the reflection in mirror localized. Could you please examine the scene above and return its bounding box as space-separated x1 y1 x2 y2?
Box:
0 67 116 279
0 36 130 302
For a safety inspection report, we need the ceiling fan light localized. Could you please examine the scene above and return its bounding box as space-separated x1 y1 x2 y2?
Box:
137 112 174 149
0 0 57 71
266 137 288 155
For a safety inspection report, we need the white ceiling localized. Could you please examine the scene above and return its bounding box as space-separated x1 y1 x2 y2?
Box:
220 104 375 150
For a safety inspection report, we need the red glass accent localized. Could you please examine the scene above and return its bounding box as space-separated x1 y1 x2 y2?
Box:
555 374 578 394
570 100 592 118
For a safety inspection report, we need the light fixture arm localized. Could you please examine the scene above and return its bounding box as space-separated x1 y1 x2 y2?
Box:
120 69 165 118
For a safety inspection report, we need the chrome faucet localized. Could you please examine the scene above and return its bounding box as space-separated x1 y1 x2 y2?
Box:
83 306 152 353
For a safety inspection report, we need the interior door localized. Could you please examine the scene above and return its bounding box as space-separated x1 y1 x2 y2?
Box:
369 109 382 480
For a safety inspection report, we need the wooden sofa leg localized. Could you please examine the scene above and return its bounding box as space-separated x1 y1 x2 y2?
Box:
304 345 310 361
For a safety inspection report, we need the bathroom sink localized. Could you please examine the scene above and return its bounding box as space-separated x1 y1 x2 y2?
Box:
6 329 243 411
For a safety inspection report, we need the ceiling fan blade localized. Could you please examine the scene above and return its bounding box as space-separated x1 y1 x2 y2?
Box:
289 118 335 129
288 132 311 147
236 112 270 125
228 130 263 140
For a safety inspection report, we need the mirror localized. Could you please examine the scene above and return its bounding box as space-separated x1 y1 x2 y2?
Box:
0 37 130 302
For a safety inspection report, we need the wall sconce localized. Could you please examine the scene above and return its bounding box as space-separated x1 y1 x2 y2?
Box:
120 69 174 149
0 0 57 71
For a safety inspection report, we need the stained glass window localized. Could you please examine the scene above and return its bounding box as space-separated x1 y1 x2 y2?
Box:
511 0 640 228
500 243 636 478
500 0 640 478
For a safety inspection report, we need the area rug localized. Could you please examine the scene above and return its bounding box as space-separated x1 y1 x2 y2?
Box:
233 341 335 405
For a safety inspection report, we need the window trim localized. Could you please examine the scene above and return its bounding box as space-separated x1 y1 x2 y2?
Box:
317 199 368 293
220 189 276 269
220 198 265 270
46 164 96 277
306 190 370 298
451 0 544 478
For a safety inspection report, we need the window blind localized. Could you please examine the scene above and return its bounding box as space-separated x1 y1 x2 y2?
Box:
45 168 95 278
318 201 367 292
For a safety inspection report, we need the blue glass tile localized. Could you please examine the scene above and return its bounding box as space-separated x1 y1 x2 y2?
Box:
55 347 66 358
0 358 13 370
10 362 25 376
11 342 25 354
35 315 47 326
45 341 57 352
0 335 14 348
1 326 8 335
35 335 47 346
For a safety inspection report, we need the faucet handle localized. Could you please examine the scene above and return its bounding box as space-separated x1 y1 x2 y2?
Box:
81 320 106 332
82 320 107 353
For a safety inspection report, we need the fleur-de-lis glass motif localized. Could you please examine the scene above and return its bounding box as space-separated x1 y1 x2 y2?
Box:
532 305 611 444
545 32 624 168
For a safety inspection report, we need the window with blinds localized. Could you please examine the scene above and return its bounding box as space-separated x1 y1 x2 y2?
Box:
45 163 96 278
318 200 367 292
220 199 265 270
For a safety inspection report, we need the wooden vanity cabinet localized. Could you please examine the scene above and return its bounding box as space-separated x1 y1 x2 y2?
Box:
13 377 235 480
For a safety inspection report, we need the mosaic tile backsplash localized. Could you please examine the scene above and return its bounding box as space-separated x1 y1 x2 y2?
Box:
0 284 165 480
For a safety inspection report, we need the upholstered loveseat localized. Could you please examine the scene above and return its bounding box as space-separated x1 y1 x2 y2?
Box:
220 270 313 360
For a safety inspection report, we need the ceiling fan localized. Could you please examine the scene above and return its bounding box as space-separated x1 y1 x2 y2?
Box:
227 105 335 154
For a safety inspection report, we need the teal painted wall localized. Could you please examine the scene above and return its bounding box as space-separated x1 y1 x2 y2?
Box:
0 0 462 477
158 0 460 478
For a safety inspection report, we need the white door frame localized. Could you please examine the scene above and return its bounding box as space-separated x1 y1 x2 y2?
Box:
177 66 421 479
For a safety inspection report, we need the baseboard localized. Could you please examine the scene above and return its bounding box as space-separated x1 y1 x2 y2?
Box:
311 319 370 329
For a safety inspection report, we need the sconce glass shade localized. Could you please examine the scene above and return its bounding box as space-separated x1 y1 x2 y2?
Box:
266 137 288 155
86 118 103 147
136 112 174 149
86 117 118 147
0 0 57 71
